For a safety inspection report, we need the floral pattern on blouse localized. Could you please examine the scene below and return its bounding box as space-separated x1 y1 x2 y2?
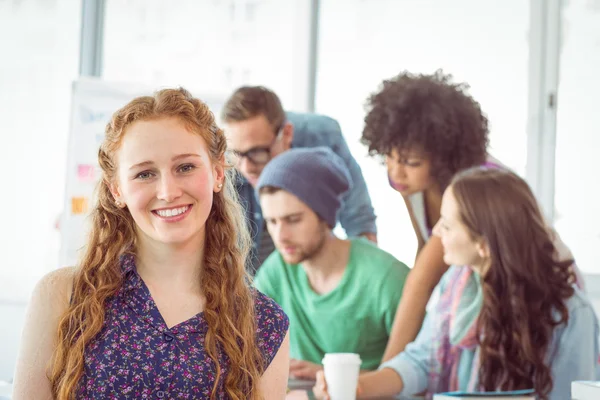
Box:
77 254 289 399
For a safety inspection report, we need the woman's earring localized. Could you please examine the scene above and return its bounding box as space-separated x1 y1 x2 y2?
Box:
217 183 223 189
115 200 122 207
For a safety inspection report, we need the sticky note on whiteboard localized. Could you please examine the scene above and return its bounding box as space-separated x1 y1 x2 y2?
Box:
77 164 96 182
71 197 89 215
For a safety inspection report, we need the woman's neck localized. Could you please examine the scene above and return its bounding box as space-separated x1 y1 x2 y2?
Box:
423 184 443 228
135 231 206 294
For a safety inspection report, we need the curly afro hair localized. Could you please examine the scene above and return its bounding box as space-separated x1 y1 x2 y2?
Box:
362 70 489 189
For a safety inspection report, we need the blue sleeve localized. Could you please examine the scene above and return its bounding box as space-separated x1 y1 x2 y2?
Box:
324 120 377 237
254 290 290 370
378 311 434 396
548 303 600 400
235 177 262 273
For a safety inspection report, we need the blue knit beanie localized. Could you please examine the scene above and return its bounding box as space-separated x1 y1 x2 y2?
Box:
256 147 352 228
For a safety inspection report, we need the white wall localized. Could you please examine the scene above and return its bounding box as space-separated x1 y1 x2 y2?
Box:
0 302 27 382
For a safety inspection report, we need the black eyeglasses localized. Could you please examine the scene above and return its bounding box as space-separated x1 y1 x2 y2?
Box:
229 124 283 166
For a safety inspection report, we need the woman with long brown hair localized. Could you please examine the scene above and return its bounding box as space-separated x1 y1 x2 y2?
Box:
13 88 290 399
314 167 598 400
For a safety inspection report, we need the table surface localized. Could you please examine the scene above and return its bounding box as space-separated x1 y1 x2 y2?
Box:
287 378 421 400
0 380 420 400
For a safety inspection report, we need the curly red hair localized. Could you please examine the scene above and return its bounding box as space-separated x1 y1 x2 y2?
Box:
49 88 264 399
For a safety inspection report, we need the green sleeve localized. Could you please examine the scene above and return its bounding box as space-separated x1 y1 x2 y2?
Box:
252 254 280 304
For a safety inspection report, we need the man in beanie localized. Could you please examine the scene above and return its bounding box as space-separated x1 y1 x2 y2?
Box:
221 86 377 274
253 147 410 380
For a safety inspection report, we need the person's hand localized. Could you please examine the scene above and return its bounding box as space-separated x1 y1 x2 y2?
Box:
285 390 310 399
312 370 329 400
289 359 323 380
312 370 361 399
361 232 378 244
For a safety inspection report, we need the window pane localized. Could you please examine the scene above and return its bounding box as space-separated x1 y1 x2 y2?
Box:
0 0 81 382
0 0 81 301
103 0 309 111
316 0 529 263
554 0 600 274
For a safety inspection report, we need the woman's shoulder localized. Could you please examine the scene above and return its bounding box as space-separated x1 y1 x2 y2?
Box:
252 289 289 365
22 267 77 340
552 286 599 341
253 289 289 333
484 154 506 169
552 287 600 366
32 266 77 308
565 286 596 315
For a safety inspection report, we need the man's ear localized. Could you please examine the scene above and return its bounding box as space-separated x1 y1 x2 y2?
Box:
281 122 294 150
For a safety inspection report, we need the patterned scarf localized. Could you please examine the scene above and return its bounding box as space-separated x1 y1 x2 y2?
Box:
426 264 585 398
427 266 482 397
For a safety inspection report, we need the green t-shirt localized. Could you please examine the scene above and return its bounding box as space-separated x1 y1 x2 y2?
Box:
253 238 410 370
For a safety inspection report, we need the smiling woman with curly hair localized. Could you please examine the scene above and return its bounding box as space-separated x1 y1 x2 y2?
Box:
12 88 290 400
362 70 584 363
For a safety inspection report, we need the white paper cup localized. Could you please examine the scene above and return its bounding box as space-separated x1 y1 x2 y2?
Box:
322 353 361 400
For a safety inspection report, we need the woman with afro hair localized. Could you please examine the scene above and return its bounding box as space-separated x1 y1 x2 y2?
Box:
362 70 583 363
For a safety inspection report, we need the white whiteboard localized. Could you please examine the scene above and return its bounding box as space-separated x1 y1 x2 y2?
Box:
59 78 227 267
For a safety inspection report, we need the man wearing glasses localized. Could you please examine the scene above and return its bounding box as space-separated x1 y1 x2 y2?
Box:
221 86 377 274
